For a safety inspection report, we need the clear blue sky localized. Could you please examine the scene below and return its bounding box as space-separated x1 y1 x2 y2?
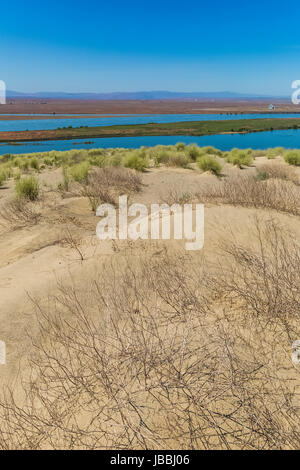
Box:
1 0 300 95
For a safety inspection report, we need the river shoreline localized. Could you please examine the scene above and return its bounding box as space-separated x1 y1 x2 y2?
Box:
1 117 300 143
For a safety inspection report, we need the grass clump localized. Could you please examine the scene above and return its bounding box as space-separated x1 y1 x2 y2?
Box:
152 149 170 166
58 166 71 191
88 149 104 156
15 176 39 201
13 157 22 168
108 153 123 167
252 149 266 158
284 150 300 166
14 170 21 182
88 154 106 167
69 161 90 182
13 156 30 172
154 150 190 168
43 157 54 167
0 153 12 164
201 146 223 156
185 144 202 160
266 147 284 159
226 149 253 168
20 159 30 172
0 164 13 186
165 152 191 168
0 171 7 187
193 146 223 161
30 157 40 171
123 151 149 171
197 155 222 176
175 142 186 151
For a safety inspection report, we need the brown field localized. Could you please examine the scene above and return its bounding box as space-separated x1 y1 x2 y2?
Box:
1 97 300 115
0 145 299 449
0 114 114 121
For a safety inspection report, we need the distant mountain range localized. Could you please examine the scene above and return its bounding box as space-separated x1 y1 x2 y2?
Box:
5 90 283 100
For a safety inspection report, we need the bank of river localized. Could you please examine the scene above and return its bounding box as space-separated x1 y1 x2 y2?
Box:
1 113 300 132
1 129 300 155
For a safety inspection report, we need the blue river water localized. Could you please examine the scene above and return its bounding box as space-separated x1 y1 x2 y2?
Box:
1 129 300 155
1 113 300 132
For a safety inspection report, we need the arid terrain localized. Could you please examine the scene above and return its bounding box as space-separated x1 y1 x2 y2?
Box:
0 115 114 121
0 144 299 449
1 98 300 115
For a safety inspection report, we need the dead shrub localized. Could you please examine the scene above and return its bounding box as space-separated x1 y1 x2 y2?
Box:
197 175 300 216
213 219 300 339
91 166 142 193
256 163 300 186
160 186 195 205
82 167 143 212
60 226 85 261
0 248 300 449
0 198 41 230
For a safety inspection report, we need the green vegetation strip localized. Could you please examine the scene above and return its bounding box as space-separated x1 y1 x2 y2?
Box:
1 118 300 142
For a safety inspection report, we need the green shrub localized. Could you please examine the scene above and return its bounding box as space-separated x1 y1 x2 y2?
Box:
13 157 22 168
0 153 12 163
89 154 106 167
252 149 266 158
109 154 123 167
266 147 284 159
3 164 12 178
0 170 7 187
201 146 223 156
69 161 90 182
61 166 70 190
88 149 104 156
30 157 40 170
0 164 13 186
154 150 190 168
186 144 202 161
226 149 253 168
123 152 149 171
197 156 222 176
13 156 30 172
166 152 191 168
20 159 30 172
284 150 300 166
69 151 87 165
43 157 53 166
15 176 39 200
53 152 71 167
14 170 21 181
175 142 186 151
153 150 170 166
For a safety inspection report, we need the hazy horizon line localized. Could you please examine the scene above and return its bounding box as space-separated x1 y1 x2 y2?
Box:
5 89 289 99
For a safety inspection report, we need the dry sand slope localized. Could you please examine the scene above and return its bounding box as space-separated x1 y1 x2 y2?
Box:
0 155 299 449
0 162 298 375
